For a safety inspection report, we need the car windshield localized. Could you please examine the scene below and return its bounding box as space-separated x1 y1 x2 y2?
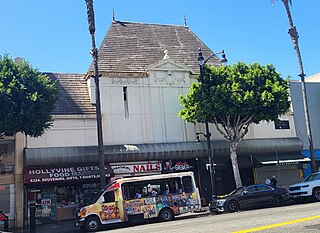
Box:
229 187 245 195
304 173 320 182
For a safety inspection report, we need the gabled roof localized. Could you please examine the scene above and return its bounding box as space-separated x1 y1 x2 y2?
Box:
45 73 96 115
90 21 222 75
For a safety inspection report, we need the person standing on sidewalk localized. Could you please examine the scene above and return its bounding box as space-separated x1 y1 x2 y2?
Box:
271 176 278 187
265 177 271 185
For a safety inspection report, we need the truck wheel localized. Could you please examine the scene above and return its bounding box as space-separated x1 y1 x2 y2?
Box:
159 208 174 221
85 216 100 232
313 188 320 201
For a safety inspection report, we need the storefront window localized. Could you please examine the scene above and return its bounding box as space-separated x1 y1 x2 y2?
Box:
0 185 10 212
0 142 14 175
27 182 101 224
0 184 14 219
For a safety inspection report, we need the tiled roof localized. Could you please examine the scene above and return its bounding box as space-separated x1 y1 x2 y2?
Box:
90 21 222 75
45 73 96 115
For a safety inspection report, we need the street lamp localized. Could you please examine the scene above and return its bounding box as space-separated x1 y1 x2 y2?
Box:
85 0 106 188
197 48 227 197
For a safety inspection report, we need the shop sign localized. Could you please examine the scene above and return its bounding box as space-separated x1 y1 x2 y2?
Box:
24 164 113 184
111 163 162 174
169 161 193 171
279 162 299 166
41 199 51 207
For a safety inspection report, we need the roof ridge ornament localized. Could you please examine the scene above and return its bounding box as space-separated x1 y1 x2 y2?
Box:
184 15 188 28
163 50 170 60
112 8 115 22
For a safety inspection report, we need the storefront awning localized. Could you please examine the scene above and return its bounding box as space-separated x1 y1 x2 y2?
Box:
24 137 303 167
253 153 311 166
214 155 254 168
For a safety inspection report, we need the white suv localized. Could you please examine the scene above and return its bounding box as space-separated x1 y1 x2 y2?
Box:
288 172 320 201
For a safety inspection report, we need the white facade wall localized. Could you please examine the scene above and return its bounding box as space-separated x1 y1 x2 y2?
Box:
27 115 97 148
27 59 297 149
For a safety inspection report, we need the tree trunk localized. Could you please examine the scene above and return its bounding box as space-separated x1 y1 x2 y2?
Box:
230 141 243 188
282 0 317 173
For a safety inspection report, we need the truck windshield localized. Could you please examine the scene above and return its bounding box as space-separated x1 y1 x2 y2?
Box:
304 173 320 182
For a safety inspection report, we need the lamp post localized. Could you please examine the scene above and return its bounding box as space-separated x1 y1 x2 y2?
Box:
85 0 106 188
197 48 227 197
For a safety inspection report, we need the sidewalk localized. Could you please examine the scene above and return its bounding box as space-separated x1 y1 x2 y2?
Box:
3 210 212 233
3 219 80 233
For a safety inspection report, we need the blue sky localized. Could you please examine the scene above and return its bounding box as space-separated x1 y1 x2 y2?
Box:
1 0 319 80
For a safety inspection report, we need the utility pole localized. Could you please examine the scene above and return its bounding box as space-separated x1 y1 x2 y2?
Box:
85 0 106 188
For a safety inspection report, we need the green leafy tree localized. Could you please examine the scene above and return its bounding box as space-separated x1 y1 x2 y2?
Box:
179 62 290 188
0 55 58 137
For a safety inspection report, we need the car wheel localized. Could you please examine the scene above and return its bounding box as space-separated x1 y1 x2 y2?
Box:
273 195 283 206
313 188 320 201
159 208 174 221
228 200 239 213
85 216 100 232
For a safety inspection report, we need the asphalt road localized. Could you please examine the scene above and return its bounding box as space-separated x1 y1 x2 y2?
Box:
98 202 320 233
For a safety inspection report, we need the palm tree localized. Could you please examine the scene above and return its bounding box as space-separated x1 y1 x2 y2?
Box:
275 0 316 172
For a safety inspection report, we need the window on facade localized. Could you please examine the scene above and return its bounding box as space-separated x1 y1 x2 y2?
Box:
274 120 290 129
0 141 14 175
123 87 129 118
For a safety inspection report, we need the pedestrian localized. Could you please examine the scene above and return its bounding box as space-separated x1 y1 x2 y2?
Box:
271 176 278 187
265 177 271 185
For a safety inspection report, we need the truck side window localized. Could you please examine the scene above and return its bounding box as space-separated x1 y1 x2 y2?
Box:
103 191 115 203
182 176 194 193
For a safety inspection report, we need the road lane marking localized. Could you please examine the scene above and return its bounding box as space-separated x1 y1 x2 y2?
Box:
232 215 320 233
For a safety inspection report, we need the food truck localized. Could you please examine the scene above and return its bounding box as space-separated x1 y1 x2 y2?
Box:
75 172 201 232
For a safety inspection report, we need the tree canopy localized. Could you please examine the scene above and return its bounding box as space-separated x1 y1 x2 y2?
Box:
179 62 290 188
0 55 58 137
179 62 290 127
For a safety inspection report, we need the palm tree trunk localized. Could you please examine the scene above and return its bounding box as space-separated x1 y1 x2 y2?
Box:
230 141 242 188
282 0 316 172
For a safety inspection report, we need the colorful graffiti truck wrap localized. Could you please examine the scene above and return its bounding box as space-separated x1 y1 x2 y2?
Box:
75 172 201 232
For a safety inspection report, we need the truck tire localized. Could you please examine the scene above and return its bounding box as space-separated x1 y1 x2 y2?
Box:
159 208 174 221
85 216 100 232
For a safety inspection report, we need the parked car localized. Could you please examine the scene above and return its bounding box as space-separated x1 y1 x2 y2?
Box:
209 184 289 213
288 172 320 201
0 210 8 231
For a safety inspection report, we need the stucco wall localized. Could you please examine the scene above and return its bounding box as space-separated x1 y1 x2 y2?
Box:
27 60 297 149
290 81 320 150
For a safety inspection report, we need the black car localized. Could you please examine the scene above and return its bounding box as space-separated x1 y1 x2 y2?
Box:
209 184 290 213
